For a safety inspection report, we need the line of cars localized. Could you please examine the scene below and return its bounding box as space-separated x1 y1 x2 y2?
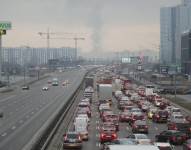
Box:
41 78 70 91
63 86 94 149
96 73 191 150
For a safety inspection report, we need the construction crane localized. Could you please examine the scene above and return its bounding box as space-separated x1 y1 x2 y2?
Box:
38 28 85 51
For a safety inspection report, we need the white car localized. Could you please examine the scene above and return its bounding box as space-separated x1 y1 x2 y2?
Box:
168 114 185 123
128 134 152 145
42 86 49 91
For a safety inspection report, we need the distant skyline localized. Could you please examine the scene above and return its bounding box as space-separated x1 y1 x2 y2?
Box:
0 0 181 53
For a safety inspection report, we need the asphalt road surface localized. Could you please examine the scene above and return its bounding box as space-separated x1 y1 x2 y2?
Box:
0 69 86 150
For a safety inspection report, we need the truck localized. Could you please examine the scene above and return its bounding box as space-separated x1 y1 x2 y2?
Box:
145 85 155 96
84 77 94 88
74 117 89 140
112 79 122 93
97 84 112 101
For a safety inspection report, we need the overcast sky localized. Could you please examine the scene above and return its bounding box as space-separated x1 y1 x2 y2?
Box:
0 0 181 53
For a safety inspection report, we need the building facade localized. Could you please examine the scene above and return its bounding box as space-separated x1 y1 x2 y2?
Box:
160 0 191 65
181 30 191 75
2 47 77 66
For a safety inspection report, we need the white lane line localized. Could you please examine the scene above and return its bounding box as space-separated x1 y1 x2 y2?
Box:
11 126 16 130
0 95 15 103
1 133 7 137
31 112 34 114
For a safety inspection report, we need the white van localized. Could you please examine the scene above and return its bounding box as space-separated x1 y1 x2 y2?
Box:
74 117 89 140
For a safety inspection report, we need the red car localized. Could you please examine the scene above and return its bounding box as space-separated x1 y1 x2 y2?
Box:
152 110 168 123
119 111 131 122
99 125 117 144
183 139 191 150
132 120 148 134
102 114 119 131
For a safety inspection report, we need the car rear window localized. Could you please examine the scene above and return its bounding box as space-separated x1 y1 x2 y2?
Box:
67 133 78 139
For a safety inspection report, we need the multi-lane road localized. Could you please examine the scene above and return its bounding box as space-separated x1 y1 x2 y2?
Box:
47 72 187 150
0 69 86 150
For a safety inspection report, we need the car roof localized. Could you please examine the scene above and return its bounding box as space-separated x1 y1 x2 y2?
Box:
108 145 159 150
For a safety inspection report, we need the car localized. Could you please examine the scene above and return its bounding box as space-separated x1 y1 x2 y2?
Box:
155 130 188 145
147 107 158 119
170 107 181 116
99 125 117 144
127 134 152 145
106 145 160 150
102 114 119 131
152 110 168 123
168 114 185 123
47 80 51 84
183 139 191 150
132 120 148 134
42 86 49 91
101 138 137 150
186 116 191 123
63 132 82 149
154 142 174 150
119 111 132 122
22 85 30 90
167 122 191 136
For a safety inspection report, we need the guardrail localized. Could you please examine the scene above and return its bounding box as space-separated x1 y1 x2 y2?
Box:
22 71 88 150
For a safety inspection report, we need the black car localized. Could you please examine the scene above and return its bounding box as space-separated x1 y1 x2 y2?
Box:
63 132 82 149
155 130 188 145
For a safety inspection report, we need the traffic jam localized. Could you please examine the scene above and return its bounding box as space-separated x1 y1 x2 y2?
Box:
62 69 191 150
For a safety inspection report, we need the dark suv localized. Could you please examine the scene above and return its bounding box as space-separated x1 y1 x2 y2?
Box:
63 132 82 149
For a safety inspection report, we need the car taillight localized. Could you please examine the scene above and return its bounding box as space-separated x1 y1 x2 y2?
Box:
64 136 67 141
78 136 81 141
171 136 176 141
101 134 105 138
145 125 148 129
112 133 117 139
156 115 160 118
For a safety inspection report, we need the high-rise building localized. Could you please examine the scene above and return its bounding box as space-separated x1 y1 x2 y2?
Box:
181 30 191 75
160 0 191 65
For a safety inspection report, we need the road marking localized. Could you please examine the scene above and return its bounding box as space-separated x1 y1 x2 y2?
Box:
11 126 16 130
0 95 15 103
31 112 34 114
1 133 7 137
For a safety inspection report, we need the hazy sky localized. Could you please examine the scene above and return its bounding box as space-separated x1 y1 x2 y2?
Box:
0 0 181 53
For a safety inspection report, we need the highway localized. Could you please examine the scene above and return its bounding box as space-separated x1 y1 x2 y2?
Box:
0 69 86 150
47 71 187 150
